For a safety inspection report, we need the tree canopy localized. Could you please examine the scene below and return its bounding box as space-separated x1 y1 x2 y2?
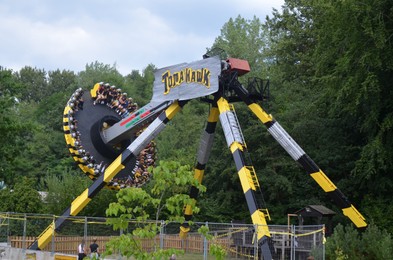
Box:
0 1 393 258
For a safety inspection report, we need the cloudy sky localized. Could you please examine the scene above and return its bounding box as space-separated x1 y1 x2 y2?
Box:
0 0 284 75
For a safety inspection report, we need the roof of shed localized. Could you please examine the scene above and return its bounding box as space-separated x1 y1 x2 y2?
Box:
295 205 336 216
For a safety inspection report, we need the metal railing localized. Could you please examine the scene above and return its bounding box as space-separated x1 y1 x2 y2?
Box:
0 212 325 259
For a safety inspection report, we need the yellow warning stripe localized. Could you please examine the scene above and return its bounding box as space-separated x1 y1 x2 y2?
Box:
343 205 367 228
165 101 181 120
70 189 91 215
251 210 270 239
194 168 204 183
217 97 231 112
103 156 125 182
310 170 337 192
230 142 244 153
248 103 273 124
207 107 220 122
238 167 253 192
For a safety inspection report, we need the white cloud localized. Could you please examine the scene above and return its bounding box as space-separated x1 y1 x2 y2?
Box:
68 6 213 74
0 11 96 71
0 0 284 75
231 0 284 13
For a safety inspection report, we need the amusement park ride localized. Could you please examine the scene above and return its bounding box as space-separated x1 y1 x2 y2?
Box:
29 50 367 259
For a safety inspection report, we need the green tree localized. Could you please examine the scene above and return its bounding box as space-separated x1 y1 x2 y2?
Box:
325 224 393 260
47 69 77 94
77 61 124 90
155 100 209 165
7 122 66 183
41 170 90 215
124 64 156 106
0 67 22 97
264 0 393 229
309 0 393 203
198 225 227 260
212 15 268 78
40 170 117 217
104 160 205 259
14 66 48 102
0 95 33 184
36 69 78 130
0 177 42 213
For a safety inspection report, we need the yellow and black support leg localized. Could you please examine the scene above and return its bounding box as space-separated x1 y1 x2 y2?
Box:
180 103 220 238
248 102 367 228
217 97 273 260
229 77 367 228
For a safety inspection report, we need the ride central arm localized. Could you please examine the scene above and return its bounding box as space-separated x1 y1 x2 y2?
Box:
102 101 173 145
29 100 187 250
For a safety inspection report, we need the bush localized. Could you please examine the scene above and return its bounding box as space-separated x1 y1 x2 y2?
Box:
326 224 393 260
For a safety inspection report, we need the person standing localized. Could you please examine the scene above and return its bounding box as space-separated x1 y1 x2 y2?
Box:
89 238 100 259
77 239 87 260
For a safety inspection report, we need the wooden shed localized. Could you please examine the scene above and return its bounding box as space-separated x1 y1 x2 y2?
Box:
295 205 336 236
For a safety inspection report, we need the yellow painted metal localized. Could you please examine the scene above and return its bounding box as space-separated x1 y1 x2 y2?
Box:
54 254 78 260
103 156 126 182
217 97 231 112
238 167 253 192
261 208 271 221
165 101 181 120
310 170 337 192
90 82 100 98
194 169 204 183
179 226 190 239
70 189 91 215
230 142 244 153
64 134 73 146
248 103 273 124
207 107 219 122
181 169 204 225
343 205 367 228
63 105 71 115
184 204 193 215
36 221 55 250
251 210 271 239
247 166 259 190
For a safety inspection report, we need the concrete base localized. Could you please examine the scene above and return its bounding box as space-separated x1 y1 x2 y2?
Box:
0 246 62 260
0 245 124 260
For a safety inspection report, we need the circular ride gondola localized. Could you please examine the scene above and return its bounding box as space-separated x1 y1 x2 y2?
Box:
62 83 156 189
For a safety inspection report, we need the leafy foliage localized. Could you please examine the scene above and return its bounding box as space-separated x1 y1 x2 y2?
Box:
0 177 42 213
104 160 205 259
15 67 49 102
265 0 393 230
0 2 392 257
124 64 156 106
77 62 124 89
326 224 393 260
198 225 227 260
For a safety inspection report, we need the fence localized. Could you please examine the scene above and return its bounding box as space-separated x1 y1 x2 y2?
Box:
0 212 325 259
